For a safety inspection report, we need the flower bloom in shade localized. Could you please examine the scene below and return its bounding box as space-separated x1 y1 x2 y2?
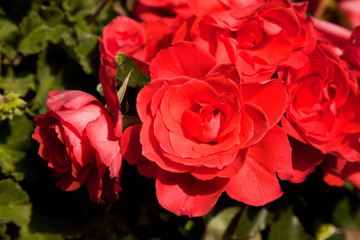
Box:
173 0 316 81
121 42 293 217
338 0 360 29
280 42 360 168
99 16 173 74
32 65 122 202
322 154 360 189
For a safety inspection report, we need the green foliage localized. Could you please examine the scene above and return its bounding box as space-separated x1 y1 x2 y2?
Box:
267 205 311 240
0 115 33 181
116 53 150 88
0 179 31 226
0 0 359 239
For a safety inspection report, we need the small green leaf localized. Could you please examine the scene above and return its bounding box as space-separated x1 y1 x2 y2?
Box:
331 192 360 229
0 179 31 226
204 206 242 240
268 205 311 240
46 24 68 45
0 18 18 40
317 224 336 240
0 115 34 180
234 206 274 239
18 25 47 55
0 67 36 97
74 33 98 74
31 50 65 113
62 0 97 22
38 6 64 27
18 225 65 240
117 69 132 104
115 53 150 88
19 11 44 35
1 43 17 60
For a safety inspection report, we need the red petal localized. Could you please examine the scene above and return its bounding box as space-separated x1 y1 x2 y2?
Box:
47 90 98 111
226 126 292 206
85 114 122 180
290 138 324 183
155 170 229 217
242 80 288 128
99 64 120 117
150 42 216 79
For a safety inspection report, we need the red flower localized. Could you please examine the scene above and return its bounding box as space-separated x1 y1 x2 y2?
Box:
122 42 292 217
280 43 360 158
99 16 173 73
32 65 122 202
174 0 315 81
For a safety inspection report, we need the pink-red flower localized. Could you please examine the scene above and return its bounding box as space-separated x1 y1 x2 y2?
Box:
280 42 360 161
32 65 122 202
99 16 173 73
173 0 316 81
122 42 293 217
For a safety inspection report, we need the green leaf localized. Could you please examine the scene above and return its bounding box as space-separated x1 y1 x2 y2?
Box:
18 24 47 55
234 206 274 239
38 6 64 27
115 53 150 88
1 43 17 60
267 205 311 240
0 115 34 180
0 179 31 226
0 67 36 97
62 0 97 22
117 69 132 104
203 206 242 240
74 33 98 74
47 25 69 45
31 50 65 113
331 192 360 229
0 18 18 40
19 11 44 35
18 225 64 240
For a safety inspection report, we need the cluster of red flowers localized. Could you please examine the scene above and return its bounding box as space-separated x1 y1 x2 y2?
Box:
32 0 360 217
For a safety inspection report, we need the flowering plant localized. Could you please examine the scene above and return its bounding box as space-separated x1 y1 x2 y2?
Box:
1 0 360 239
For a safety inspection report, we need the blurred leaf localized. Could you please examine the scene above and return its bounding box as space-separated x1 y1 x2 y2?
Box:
204 206 241 240
31 50 65 113
46 24 69 45
18 24 47 55
62 0 97 22
267 205 311 240
0 6 5 16
0 114 33 149
235 206 274 239
317 224 336 240
0 178 31 226
18 225 64 240
1 43 17 60
0 18 18 40
0 115 33 180
331 192 360 229
19 11 43 35
118 69 132 104
38 6 64 27
116 53 150 88
74 33 98 74
0 67 36 96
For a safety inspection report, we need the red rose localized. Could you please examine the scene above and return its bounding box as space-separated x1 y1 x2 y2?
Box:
32 65 122 202
174 0 315 81
99 16 173 73
280 43 360 158
122 42 292 217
